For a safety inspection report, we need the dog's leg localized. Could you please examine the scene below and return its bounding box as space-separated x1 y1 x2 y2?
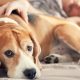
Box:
44 23 80 64
54 23 80 54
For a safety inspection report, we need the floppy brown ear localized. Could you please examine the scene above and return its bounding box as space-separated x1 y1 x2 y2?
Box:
29 32 41 68
9 20 41 68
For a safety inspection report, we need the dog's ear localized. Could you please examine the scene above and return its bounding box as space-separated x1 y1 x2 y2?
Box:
12 25 41 62
29 32 41 68
11 23 41 68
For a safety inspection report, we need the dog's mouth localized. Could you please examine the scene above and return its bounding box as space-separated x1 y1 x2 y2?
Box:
0 61 8 77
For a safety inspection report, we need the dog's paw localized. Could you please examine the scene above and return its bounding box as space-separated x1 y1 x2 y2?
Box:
44 55 59 64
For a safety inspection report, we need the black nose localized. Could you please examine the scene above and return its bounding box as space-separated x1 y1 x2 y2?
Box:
23 68 36 79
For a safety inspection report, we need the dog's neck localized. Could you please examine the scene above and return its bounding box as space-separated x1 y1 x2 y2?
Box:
0 17 18 25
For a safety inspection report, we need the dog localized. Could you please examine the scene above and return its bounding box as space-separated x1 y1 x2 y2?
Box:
0 1 80 79
0 14 41 79
0 12 80 79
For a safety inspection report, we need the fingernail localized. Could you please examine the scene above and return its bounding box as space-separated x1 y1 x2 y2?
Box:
24 17 28 23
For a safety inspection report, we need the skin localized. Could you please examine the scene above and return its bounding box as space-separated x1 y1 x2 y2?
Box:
0 0 29 22
62 0 80 16
0 0 42 22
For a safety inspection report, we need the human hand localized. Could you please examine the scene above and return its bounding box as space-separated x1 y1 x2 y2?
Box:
0 0 30 22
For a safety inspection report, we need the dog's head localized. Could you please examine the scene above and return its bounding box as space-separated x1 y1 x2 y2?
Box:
0 20 41 79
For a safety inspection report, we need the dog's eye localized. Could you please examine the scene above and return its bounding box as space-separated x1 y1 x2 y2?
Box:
27 45 32 51
4 50 14 58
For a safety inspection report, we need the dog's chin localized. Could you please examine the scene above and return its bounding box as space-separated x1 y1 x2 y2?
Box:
0 62 8 77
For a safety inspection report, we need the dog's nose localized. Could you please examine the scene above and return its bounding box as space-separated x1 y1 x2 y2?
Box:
23 68 36 79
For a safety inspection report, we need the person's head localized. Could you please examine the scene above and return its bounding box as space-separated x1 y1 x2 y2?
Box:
62 0 80 16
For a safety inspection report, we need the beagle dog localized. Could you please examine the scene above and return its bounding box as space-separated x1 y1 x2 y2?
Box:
0 0 80 79
0 12 80 79
0 14 41 79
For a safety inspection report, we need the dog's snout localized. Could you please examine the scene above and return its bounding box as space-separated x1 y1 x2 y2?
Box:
23 68 36 79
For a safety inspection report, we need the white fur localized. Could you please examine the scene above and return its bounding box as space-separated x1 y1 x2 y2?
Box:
8 49 41 79
0 17 18 25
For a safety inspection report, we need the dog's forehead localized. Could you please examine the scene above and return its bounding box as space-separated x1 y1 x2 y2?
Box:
0 17 33 54
0 28 17 50
0 23 33 50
